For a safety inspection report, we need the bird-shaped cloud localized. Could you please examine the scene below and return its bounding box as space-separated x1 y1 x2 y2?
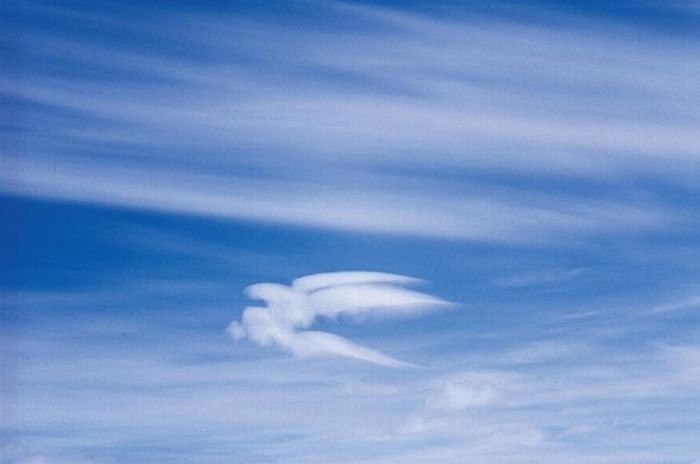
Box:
228 271 450 367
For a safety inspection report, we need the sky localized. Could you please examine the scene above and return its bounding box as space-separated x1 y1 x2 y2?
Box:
1 0 700 462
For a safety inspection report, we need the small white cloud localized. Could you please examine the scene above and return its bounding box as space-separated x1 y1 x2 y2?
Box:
228 271 449 367
426 371 518 411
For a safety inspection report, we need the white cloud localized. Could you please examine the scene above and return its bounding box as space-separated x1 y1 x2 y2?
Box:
425 371 519 411
228 271 449 367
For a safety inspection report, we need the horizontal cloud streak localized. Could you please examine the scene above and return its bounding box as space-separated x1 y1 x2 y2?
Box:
0 155 672 242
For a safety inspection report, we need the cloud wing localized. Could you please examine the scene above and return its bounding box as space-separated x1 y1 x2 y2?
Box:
288 330 414 368
309 283 450 320
292 271 421 293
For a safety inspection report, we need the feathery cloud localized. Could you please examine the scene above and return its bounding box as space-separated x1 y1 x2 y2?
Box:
228 271 449 367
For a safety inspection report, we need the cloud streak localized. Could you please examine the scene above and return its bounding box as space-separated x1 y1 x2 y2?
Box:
228 272 449 367
0 155 671 243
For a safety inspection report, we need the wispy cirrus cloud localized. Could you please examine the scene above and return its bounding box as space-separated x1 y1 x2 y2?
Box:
644 294 700 315
497 268 587 287
228 272 449 367
2 0 698 242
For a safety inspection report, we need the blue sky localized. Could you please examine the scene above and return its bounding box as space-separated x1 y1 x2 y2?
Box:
1 0 700 462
